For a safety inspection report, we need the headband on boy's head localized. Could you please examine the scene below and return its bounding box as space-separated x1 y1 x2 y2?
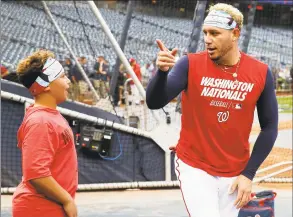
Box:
203 10 239 30
28 57 64 96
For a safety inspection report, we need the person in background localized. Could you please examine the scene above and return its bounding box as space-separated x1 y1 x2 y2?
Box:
128 58 142 105
141 63 151 88
93 56 109 99
71 56 89 101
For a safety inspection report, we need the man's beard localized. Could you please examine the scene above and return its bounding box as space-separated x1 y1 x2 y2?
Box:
211 55 220 62
210 44 233 65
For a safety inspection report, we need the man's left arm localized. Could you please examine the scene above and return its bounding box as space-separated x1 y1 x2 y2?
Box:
230 68 278 209
241 68 279 180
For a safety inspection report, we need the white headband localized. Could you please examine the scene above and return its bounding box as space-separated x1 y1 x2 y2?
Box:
29 57 64 95
203 10 238 30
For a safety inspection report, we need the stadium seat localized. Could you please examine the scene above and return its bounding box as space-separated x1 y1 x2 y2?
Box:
1 1 292 71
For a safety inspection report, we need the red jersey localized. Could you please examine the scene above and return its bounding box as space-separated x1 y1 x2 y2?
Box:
176 51 267 177
12 106 78 217
128 63 142 85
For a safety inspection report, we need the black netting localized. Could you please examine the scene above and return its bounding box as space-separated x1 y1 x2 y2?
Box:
1 0 292 188
74 130 165 184
1 82 167 187
1 100 24 187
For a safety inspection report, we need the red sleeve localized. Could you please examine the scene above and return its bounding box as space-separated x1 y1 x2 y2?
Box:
21 123 58 181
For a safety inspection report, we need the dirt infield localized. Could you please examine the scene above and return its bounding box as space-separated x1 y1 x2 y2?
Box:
249 143 292 186
255 182 292 190
250 118 292 184
254 146 292 178
276 91 292 96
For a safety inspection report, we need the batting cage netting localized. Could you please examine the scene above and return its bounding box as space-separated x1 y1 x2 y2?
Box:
1 0 292 191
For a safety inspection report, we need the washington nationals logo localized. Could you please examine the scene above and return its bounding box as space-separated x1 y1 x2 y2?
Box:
217 111 229 123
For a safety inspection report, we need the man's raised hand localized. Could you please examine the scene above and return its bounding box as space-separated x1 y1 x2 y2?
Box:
156 39 178 72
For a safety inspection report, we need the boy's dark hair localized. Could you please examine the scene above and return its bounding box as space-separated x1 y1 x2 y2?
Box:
16 50 54 89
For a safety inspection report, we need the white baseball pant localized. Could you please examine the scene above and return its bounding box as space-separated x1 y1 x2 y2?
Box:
175 155 240 217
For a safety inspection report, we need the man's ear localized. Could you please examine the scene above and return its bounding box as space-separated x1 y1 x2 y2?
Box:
232 28 240 41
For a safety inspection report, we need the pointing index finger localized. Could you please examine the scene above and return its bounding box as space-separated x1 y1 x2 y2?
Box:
156 39 168 52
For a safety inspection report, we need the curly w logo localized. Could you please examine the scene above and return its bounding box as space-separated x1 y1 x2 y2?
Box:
217 111 229 123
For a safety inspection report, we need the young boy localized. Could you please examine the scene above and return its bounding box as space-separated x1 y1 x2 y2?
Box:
12 50 78 217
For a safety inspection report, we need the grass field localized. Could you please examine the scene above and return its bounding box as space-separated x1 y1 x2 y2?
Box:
277 95 292 113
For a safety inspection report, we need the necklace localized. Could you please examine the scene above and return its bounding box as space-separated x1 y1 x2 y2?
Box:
215 53 241 86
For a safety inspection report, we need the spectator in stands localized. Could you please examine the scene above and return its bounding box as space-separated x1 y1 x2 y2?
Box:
147 3 278 217
93 56 109 98
13 50 78 217
71 56 89 101
128 58 142 105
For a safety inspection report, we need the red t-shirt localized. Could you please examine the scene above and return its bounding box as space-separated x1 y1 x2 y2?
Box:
176 51 267 177
12 106 78 217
